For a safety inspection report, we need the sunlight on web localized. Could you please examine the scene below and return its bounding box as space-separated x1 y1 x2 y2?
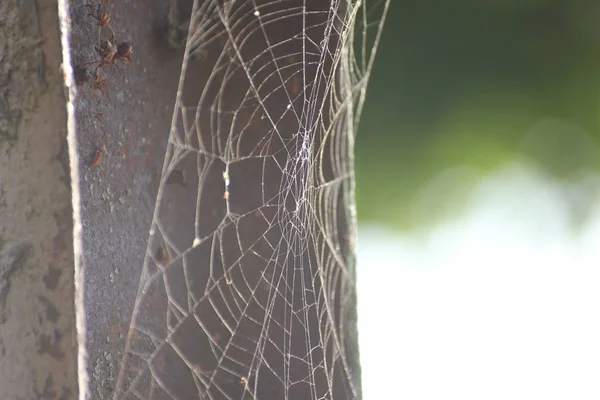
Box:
113 1 389 399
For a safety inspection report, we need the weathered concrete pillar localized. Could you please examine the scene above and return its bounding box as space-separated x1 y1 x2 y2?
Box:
0 0 79 398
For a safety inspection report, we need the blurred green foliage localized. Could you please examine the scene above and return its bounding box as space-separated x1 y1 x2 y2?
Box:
356 0 600 228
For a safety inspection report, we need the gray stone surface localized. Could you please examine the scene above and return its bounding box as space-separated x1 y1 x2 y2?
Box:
0 0 78 398
68 0 185 397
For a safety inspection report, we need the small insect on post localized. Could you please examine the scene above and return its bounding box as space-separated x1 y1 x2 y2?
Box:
85 2 115 40
82 40 133 89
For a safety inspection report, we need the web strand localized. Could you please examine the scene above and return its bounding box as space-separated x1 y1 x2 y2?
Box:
113 1 389 399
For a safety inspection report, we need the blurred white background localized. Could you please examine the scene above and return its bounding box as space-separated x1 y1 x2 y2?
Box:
357 162 600 399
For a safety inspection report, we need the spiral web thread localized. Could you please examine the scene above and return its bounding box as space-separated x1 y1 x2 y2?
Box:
113 0 388 399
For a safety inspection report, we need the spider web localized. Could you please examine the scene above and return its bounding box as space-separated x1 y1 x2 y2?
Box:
113 0 388 399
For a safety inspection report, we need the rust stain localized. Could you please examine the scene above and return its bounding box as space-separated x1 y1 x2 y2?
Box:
156 247 169 264
89 148 104 167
